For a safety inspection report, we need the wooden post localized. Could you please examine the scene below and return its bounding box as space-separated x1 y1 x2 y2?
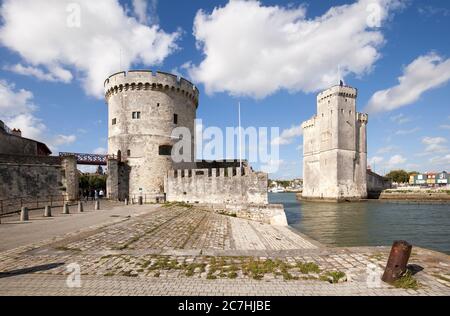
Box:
382 240 412 283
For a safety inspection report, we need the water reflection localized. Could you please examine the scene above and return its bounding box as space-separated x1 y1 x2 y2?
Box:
269 193 450 254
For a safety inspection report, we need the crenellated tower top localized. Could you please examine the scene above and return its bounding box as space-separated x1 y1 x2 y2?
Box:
104 70 199 107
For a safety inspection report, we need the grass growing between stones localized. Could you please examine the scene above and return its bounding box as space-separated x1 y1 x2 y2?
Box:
94 254 347 283
392 271 420 290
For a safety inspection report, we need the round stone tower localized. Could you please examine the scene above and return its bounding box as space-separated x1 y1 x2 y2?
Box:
104 70 199 199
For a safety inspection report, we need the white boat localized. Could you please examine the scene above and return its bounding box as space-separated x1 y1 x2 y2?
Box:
269 187 285 193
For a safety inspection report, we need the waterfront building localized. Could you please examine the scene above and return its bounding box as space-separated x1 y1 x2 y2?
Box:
409 171 449 186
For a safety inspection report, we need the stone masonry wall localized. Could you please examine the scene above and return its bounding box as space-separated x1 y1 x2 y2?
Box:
165 167 268 205
0 154 79 213
0 154 66 213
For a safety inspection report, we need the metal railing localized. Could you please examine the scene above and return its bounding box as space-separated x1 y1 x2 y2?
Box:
0 195 68 215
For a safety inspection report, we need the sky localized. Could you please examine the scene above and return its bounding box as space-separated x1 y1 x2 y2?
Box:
0 0 449 179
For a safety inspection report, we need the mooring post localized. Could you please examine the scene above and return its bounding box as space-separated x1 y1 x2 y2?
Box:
95 200 100 210
78 201 84 213
63 202 70 214
44 205 52 217
382 240 412 283
20 207 29 221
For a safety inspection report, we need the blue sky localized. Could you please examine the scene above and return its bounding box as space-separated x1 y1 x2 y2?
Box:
0 0 449 179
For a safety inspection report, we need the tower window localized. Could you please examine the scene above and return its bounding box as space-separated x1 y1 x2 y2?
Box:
173 114 178 124
132 111 141 119
112 118 116 125
127 150 131 157
159 145 172 156
157 103 160 107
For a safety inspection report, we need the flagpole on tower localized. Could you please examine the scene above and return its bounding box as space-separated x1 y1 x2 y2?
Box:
238 101 242 170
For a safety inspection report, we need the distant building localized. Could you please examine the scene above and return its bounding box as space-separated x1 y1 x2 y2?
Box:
0 120 51 156
410 171 449 186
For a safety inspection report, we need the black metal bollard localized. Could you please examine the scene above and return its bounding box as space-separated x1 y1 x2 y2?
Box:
382 240 412 283
138 196 143 205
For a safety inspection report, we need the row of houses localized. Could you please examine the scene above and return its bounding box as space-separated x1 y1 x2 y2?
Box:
409 171 449 186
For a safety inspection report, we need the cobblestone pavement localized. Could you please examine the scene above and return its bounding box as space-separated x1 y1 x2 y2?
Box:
0 204 449 296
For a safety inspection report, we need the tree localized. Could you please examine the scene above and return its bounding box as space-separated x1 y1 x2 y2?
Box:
79 174 107 191
385 170 409 183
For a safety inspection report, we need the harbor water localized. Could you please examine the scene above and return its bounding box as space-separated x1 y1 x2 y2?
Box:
269 192 450 254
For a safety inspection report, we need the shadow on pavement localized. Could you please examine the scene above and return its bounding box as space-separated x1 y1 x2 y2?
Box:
0 262 65 279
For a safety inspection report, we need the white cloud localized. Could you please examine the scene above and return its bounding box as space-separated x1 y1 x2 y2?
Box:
6 113 47 141
50 134 76 147
395 127 420 135
368 156 384 166
439 124 450 130
132 0 148 24
390 113 411 124
1 79 75 151
422 136 448 153
4 63 73 83
0 80 36 116
260 159 284 174
0 0 179 98
388 154 406 166
429 154 450 168
93 147 107 155
188 0 402 99
271 124 302 146
366 52 450 113
376 145 396 154
132 0 159 25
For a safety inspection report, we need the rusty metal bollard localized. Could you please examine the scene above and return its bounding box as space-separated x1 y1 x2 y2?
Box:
382 240 412 283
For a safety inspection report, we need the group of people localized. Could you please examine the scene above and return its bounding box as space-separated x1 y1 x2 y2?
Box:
82 189 105 201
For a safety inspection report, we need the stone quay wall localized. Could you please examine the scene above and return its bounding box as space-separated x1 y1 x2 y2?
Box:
164 166 268 205
0 154 79 214
367 169 392 193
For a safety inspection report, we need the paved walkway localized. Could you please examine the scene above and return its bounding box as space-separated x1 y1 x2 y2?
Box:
0 200 150 251
0 274 444 296
0 204 449 296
